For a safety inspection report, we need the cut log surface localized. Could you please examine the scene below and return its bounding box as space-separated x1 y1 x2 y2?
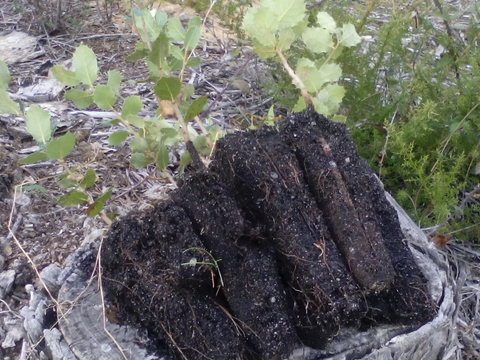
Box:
57 109 453 360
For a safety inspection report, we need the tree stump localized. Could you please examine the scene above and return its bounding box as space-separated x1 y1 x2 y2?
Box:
58 108 450 360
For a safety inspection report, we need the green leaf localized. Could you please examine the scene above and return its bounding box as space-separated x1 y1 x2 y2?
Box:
156 145 170 169
318 63 342 83
64 89 94 109
87 188 113 218
97 187 113 204
186 57 201 68
252 39 276 60
0 90 20 115
182 84 195 99
325 84 345 107
130 153 154 168
108 131 129 146
107 70 122 94
22 185 47 193
188 16 202 28
51 65 80 86
339 23 361 47
296 58 326 93
293 96 307 112
153 9 168 28
269 0 306 30
130 137 148 152
18 151 49 164
122 96 143 118
94 85 116 110
277 28 296 51
178 151 191 173
58 178 78 189
72 45 98 86
316 12 337 33
79 168 97 189
332 114 347 123
242 7 276 46
0 60 10 90
46 131 75 159
167 17 185 42
302 27 334 53
312 97 329 116
126 115 145 128
169 45 183 60
125 41 149 62
134 9 162 43
57 190 88 207
154 77 181 101
148 33 170 67
184 96 208 122
184 26 201 51
25 105 52 145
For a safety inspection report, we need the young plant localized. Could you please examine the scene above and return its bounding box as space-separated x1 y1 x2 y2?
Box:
242 0 361 122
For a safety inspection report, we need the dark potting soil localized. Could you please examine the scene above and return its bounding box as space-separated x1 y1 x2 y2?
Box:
101 108 437 360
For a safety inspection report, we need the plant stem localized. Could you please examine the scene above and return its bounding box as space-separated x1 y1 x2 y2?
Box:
275 48 312 106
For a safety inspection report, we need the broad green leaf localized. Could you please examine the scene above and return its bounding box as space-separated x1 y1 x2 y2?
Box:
184 96 208 122
87 188 113 217
302 27 334 53
167 17 185 42
312 97 329 116
46 131 75 159
160 127 178 138
80 169 97 189
267 105 275 120
184 26 201 51
87 200 104 218
293 97 307 112
134 10 162 43
169 45 183 60
268 0 305 30
154 77 181 101
108 131 129 145
156 145 170 169
57 190 88 207
94 85 116 110
0 60 11 90
130 152 154 168
72 45 98 86
332 114 347 123
148 33 170 67
243 7 276 42
0 90 20 115
153 9 168 28
25 105 51 145
296 58 326 93
188 16 202 28
97 187 113 204
64 89 94 109
122 96 143 118
130 137 148 152
252 39 276 59
186 57 201 68
339 23 361 47
316 12 337 33
126 115 145 128
325 84 345 107
59 178 78 189
125 42 149 62
51 65 80 86
277 28 295 51
18 151 48 164
192 135 210 155
183 84 195 99
318 63 342 83
107 70 122 94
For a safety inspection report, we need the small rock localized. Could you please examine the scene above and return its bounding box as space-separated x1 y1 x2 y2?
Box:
39 264 62 296
0 270 16 299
